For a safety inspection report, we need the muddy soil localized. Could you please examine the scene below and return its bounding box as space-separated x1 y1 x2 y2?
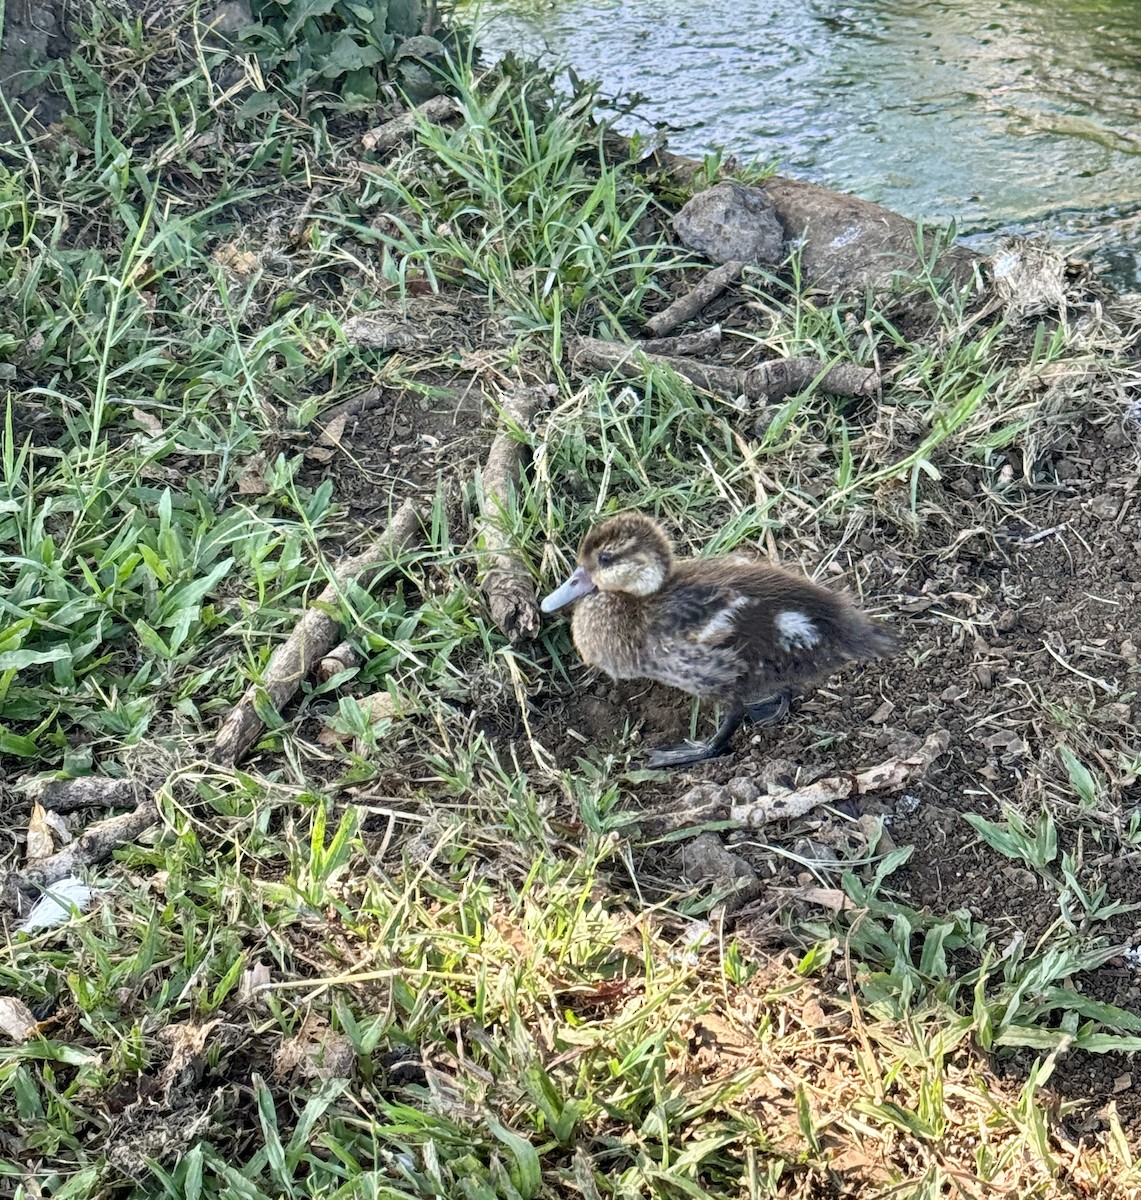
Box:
307 321 1141 1134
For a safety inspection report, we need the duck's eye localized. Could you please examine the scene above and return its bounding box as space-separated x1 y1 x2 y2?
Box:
596 550 616 568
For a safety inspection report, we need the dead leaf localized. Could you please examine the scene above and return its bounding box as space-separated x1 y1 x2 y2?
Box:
212 243 260 277
870 698 895 724
317 411 349 448
800 998 830 1028
318 691 401 746
131 407 165 437
317 722 352 748
362 691 399 722
799 887 854 912
25 802 55 862
236 452 268 495
238 961 272 1006
0 996 38 1042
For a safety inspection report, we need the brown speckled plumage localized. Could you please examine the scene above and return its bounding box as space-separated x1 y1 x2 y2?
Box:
542 512 897 766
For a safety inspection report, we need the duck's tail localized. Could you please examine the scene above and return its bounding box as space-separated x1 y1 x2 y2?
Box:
836 605 899 662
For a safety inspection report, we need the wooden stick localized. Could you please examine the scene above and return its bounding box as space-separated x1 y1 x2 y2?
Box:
637 324 722 357
213 498 425 766
644 261 745 337
566 336 879 402
475 386 549 644
317 640 362 683
19 776 143 814
361 95 459 153
2 800 158 910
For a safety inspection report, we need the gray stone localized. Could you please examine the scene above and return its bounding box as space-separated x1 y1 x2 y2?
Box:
672 181 785 267
682 832 758 887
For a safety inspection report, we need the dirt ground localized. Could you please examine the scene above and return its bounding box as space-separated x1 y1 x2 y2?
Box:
300 303 1141 1137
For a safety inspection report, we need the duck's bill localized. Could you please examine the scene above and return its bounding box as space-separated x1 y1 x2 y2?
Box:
540 565 596 613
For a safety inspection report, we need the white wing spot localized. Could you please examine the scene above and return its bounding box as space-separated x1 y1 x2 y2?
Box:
697 596 749 643
776 609 819 651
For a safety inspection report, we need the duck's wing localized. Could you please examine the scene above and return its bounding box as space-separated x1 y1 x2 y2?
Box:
639 579 754 698
664 561 896 684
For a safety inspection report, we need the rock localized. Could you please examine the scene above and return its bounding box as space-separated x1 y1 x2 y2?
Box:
672 182 785 267
758 176 978 296
792 837 839 867
681 832 757 887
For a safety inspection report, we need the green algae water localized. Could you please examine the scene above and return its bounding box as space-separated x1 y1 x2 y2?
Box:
466 0 1141 284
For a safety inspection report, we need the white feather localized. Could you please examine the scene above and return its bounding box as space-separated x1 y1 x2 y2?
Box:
18 877 96 933
697 596 749 642
775 609 819 651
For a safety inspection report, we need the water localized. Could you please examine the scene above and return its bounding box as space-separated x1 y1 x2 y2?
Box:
466 0 1141 285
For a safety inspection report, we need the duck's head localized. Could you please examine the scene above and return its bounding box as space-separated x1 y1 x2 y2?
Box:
540 513 673 613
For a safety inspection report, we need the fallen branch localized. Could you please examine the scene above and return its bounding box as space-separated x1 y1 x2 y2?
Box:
475 386 549 644
19 775 143 814
213 498 425 766
361 95 459 153
638 324 723 357
644 261 745 337
731 730 950 827
567 336 879 403
317 641 362 683
2 800 158 911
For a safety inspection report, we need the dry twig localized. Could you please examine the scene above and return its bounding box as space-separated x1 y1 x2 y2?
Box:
2 800 158 911
361 96 459 153
213 498 424 766
655 730 950 833
644 261 745 337
730 730 950 827
19 775 143 814
475 386 550 643
638 324 723 357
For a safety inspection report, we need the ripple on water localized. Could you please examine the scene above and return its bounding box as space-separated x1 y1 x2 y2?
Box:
468 0 1141 283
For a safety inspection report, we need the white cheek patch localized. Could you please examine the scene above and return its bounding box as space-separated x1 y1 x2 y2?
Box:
697 596 750 642
775 609 819 652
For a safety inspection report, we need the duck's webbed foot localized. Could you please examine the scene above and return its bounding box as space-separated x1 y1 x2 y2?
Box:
745 691 790 727
644 740 725 768
644 704 745 769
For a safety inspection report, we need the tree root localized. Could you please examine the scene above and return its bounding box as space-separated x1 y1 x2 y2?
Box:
475 386 550 644
213 498 425 766
566 336 879 403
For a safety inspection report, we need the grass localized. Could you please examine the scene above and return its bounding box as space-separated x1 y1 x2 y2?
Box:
3 4 1141 1198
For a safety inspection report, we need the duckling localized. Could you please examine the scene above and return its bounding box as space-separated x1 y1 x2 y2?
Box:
540 512 897 767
